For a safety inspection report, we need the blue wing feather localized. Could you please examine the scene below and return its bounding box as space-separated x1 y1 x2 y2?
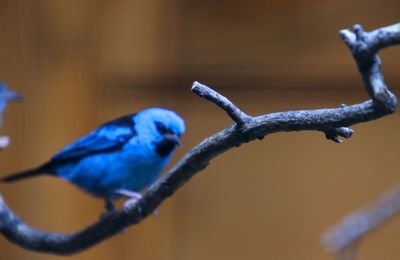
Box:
51 114 136 162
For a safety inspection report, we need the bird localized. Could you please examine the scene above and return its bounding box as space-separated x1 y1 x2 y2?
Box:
0 82 22 127
1 107 185 212
0 83 22 149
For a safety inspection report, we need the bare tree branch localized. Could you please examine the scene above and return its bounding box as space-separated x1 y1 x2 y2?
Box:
321 22 400 260
0 22 398 255
191 81 252 125
322 186 400 257
340 23 399 111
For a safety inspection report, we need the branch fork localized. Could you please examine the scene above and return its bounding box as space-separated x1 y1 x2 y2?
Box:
340 24 399 111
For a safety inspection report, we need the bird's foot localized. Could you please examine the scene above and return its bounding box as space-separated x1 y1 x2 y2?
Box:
114 189 159 216
114 189 143 213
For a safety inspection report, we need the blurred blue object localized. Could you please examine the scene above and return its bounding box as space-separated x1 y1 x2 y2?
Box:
0 82 22 127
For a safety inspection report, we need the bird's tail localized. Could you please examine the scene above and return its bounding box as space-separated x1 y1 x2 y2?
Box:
1 165 49 183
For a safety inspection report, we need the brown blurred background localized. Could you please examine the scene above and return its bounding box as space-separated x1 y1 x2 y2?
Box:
0 1 399 259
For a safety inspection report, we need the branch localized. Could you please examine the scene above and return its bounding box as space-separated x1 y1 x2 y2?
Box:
321 186 400 258
340 23 400 111
320 23 400 260
191 81 252 125
0 22 398 255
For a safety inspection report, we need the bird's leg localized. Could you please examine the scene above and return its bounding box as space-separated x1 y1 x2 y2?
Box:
114 189 143 212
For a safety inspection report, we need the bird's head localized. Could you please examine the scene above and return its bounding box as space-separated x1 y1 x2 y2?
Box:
134 108 185 157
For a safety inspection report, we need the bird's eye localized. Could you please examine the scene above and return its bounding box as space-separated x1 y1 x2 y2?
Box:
155 122 168 134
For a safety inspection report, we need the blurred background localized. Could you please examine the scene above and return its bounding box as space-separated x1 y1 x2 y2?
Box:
0 0 399 259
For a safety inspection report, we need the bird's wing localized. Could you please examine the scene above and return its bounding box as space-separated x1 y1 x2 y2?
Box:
51 114 136 162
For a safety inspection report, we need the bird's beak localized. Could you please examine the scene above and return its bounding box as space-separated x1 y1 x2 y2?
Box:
5 89 23 102
164 133 182 147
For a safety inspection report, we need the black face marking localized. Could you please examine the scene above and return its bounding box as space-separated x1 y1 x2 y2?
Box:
155 121 173 135
156 138 177 157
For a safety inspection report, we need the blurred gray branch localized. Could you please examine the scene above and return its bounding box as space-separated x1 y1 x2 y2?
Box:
0 22 399 255
322 186 400 259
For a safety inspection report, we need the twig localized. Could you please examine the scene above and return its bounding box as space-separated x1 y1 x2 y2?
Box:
0 22 398 255
191 81 252 125
322 186 400 254
324 127 354 143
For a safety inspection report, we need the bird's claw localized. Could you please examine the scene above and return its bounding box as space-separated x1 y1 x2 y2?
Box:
114 189 159 215
114 189 143 213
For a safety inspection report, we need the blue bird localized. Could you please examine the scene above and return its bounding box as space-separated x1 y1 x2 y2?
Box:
0 83 22 149
0 82 22 127
1 107 185 211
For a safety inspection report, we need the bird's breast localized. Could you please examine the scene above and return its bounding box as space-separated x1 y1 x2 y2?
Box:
59 141 171 198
